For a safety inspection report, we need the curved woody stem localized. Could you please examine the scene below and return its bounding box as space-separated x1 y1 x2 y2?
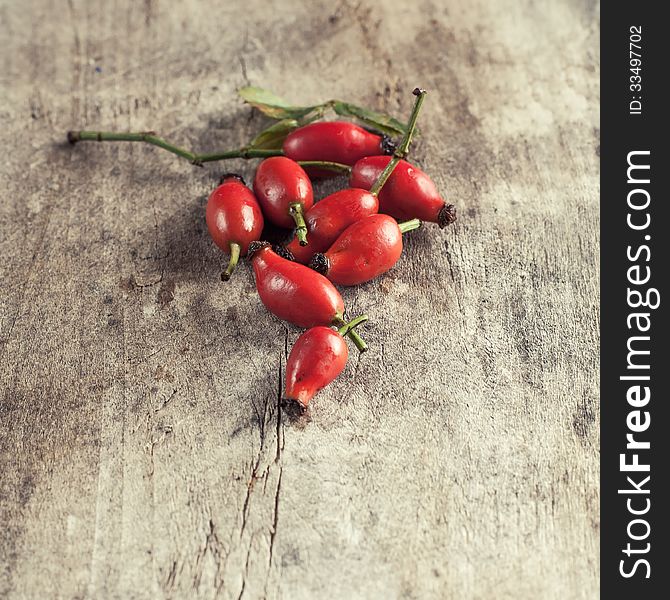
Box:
67 131 353 173
67 130 282 165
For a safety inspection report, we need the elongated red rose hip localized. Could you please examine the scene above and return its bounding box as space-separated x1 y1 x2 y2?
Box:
309 214 421 286
248 241 368 352
283 316 367 411
283 122 394 177
253 157 314 245
284 327 348 410
350 155 456 228
249 241 342 327
282 188 379 264
205 175 264 281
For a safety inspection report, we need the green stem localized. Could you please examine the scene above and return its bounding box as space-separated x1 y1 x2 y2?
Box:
198 148 282 163
337 315 368 338
67 130 282 165
296 160 351 175
333 316 368 353
221 242 241 282
398 219 422 234
289 203 309 246
347 330 368 354
369 88 427 196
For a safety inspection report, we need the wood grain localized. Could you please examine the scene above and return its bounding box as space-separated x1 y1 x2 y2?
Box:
0 0 599 598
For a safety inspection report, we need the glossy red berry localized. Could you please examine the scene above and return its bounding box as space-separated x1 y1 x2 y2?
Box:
309 214 421 286
205 175 264 281
283 326 349 410
283 122 395 177
248 241 345 328
283 314 368 411
253 157 314 244
350 156 456 227
283 188 379 264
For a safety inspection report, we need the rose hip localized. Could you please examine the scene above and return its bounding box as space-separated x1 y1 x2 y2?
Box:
249 241 342 327
283 121 394 177
283 316 366 411
205 175 264 281
247 241 368 352
349 155 456 228
253 157 314 245
309 214 421 286
282 188 379 264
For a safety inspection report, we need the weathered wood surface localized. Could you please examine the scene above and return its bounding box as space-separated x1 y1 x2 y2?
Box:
0 1 599 598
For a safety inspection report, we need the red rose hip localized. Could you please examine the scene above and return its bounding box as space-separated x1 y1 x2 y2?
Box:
205 175 264 281
253 157 314 245
248 241 342 327
282 188 379 264
309 214 421 286
248 241 368 352
283 315 366 411
283 121 394 177
350 155 456 227
284 327 348 410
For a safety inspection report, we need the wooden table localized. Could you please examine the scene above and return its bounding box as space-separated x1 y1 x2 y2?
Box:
0 1 599 598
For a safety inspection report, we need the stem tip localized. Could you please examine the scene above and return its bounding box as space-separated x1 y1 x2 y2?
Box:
221 242 241 282
398 218 422 234
349 330 368 353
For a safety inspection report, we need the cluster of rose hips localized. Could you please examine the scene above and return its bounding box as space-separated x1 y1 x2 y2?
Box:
205 89 455 412
67 87 455 414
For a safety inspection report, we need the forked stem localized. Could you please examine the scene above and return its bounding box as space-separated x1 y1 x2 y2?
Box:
337 315 368 338
333 316 368 353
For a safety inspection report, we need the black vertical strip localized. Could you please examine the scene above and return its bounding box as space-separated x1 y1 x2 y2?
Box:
601 3 668 597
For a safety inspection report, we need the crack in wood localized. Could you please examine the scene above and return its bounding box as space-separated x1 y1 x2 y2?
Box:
191 518 226 592
267 467 282 569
